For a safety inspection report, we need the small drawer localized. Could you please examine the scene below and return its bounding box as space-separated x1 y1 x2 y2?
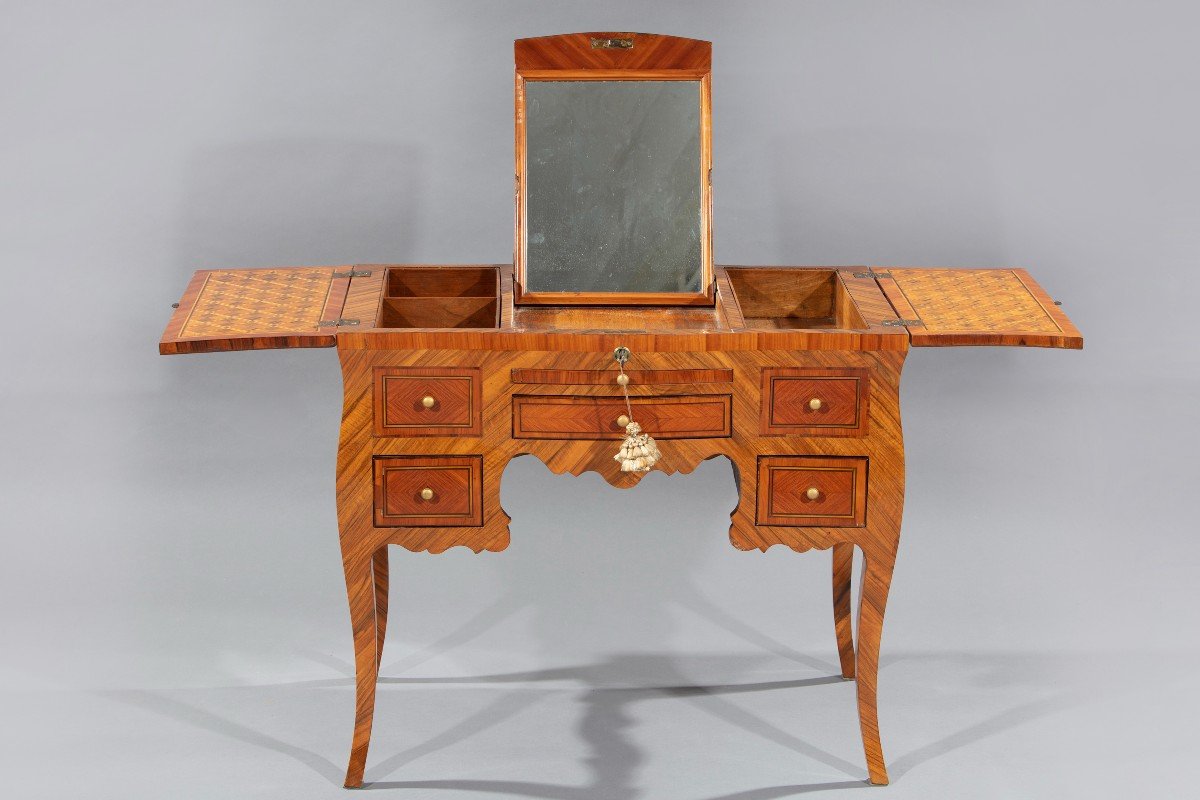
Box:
756 456 867 527
512 394 732 440
760 368 869 437
373 367 482 437
373 455 483 527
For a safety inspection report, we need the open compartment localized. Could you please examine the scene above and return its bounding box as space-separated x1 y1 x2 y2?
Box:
724 268 867 330
386 266 497 298
377 266 500 328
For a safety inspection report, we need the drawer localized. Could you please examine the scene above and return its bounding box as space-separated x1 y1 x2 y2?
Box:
760 367 869 437
756 456 867 527
373 367 482 437
373 455 483 527
512 394 732 440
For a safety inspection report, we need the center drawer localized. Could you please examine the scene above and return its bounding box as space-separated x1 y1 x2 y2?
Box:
512 394 732 440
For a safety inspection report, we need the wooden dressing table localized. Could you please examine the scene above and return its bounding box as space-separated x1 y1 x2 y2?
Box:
159 33 1082 788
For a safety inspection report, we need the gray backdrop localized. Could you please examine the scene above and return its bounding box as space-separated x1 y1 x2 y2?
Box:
2 2 1197 798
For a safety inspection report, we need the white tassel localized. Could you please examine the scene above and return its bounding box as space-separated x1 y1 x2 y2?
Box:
614 421 661 473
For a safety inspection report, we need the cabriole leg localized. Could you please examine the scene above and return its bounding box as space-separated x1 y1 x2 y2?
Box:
831 542 855 680
343 552 379 788
855 548 895 785
372 547 389 668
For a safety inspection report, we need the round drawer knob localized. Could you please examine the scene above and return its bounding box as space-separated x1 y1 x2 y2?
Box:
421 396 436 409
808 398 822 411
617 414 631 428
616 373 630 386
805 487 820 501
420 487 435 501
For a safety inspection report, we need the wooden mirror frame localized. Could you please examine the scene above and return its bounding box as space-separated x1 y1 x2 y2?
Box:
514 32 714 306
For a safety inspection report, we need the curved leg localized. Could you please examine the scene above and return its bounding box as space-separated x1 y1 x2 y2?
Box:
343 552 379 788
831 543 855 680
856 548 895 785
373 547 389 669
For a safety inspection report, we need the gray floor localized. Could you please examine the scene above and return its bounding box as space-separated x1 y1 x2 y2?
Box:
3 646 1192 799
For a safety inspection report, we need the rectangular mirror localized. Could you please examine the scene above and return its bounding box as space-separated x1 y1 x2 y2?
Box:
514 33 713 306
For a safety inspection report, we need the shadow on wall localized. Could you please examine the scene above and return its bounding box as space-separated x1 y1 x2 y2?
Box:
173 139 425 281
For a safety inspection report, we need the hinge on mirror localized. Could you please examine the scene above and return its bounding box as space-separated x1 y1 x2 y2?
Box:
852 269 893 279
882 319 924 327
317 319 360 328
333 269 372 278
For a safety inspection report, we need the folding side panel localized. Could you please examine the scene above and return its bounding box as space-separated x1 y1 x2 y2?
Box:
159 267 354 354
876 268 1082 349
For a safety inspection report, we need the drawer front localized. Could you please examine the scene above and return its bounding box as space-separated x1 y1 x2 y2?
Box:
373 367 482 437
756 456 867 527
760 368 869 437
373 455 483 527
513 394 732 440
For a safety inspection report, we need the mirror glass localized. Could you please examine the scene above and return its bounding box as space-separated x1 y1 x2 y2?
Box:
523 80 703 294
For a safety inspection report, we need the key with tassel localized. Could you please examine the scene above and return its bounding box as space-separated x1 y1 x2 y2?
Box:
611 346 661 473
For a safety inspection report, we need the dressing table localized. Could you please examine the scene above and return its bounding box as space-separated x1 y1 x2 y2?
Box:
159 33 1082 788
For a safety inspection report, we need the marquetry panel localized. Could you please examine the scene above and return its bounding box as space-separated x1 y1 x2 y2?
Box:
159 267 350 354
756 456 868 528
760 367 869 437
512 394 732 440
373 455 483 527
373 367 482 437
877 268 1083 348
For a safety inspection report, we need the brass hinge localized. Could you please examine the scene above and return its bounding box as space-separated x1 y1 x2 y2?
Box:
882 319 924 327
852 269 893 279
317 318 360 328
333 269 373 278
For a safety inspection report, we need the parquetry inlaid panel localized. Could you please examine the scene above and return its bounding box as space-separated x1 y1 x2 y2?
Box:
180 268 341 338
888 269 1061 333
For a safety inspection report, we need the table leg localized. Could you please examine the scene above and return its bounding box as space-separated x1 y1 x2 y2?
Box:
831 543 855 680
343 551 380 789
856 547 895 785
373 547 390 668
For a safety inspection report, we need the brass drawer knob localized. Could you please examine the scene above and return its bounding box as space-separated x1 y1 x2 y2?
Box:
805 487 820 501
421 396 436 409
616 373 630 386
808 398 822 411
617 414 630 428
420 487 435 501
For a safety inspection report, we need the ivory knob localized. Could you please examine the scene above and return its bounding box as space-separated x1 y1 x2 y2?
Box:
420 488 435 501
421 396 436 409
616 373 630 386
805 487 820 501
617 414 630 428
808 398 822 411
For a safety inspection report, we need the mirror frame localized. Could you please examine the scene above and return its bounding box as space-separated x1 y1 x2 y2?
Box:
514 32 714 306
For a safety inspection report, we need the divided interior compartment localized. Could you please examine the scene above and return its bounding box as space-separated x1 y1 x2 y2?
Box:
724 268 867 330
376 266 500 328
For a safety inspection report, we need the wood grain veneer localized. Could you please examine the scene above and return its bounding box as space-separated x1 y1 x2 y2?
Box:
512 394 733 440
760 367 870 437
372 455 483 527
756 456 869 527
373 367 482 438
511 368 734 385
